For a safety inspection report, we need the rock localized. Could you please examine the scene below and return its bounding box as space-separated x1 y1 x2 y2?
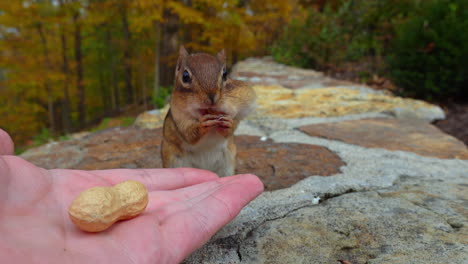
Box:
299 118 468 160
234 122 266 137
240 178 468 264
235 136 344 190
21 127 164 169
227 57 444 122
186 172 468 264
20 142 86 169
134 105 169 129
230 57 335 89
252 85 444 121
391 106 445 122
69 131 91 140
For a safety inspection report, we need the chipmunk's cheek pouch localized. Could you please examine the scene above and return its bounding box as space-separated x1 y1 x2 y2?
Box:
185 99 203 118
218 102 237 118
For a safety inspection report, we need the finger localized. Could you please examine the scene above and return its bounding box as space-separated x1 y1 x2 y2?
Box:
154 174 264 262
154 174 263 221
201 120 220 127
145 175 249 210
217 121 232 128
90 168 219 191
0 129 14 155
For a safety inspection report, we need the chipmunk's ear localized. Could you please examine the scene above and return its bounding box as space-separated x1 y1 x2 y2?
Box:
176 45 189 72
179 45 189 58
216 49 226 64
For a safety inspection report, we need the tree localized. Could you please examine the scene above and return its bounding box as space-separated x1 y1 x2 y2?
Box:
0 0 301 147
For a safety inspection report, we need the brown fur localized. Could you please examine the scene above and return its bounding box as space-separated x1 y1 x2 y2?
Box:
161 46 256 176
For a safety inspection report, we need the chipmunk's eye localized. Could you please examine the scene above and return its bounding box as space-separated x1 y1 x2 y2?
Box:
182 70 191 84
222 68 227 81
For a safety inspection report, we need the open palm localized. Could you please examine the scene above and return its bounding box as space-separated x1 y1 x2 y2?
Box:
0 129 263 264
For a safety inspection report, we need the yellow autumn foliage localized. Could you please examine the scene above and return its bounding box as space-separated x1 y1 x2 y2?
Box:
0 0 301 147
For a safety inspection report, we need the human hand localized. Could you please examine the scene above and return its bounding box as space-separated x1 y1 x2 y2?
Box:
0 129 263 264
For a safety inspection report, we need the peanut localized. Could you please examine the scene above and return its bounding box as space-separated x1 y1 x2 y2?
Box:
68 180 149 232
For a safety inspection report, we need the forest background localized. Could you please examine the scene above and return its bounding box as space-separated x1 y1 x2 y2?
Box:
1 0 466 152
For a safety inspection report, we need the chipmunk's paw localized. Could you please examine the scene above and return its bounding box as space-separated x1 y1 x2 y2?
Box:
200 114 233 136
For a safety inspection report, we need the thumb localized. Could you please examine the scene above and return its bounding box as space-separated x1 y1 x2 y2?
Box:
0 129 14 155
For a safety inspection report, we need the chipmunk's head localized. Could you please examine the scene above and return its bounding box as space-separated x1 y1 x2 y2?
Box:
171 45 230 118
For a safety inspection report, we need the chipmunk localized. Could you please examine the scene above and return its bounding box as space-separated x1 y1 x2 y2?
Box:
161 46 256 176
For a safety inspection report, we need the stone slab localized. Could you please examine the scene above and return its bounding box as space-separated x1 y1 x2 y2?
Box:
252 85 444 121
299 118 468 160
21 127 164 169
134 105 169 129
236 136 344 190
240 178 468 264
185 124 468 264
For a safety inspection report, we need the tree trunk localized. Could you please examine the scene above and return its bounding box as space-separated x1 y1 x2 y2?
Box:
58 0 72 133
121 6 133 105
140 61 147 110
96 25 111 115
161 11 179 86
59 25 72 133
153 20 162 100
36 23 56 134
105 28 120 112
73 12 85 127
98 60 109 114
182 0 193 45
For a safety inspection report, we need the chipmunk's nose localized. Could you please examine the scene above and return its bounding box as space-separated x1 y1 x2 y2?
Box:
207 93 219 105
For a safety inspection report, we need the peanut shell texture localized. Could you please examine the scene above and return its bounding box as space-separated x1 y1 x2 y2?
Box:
68 180 149 232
